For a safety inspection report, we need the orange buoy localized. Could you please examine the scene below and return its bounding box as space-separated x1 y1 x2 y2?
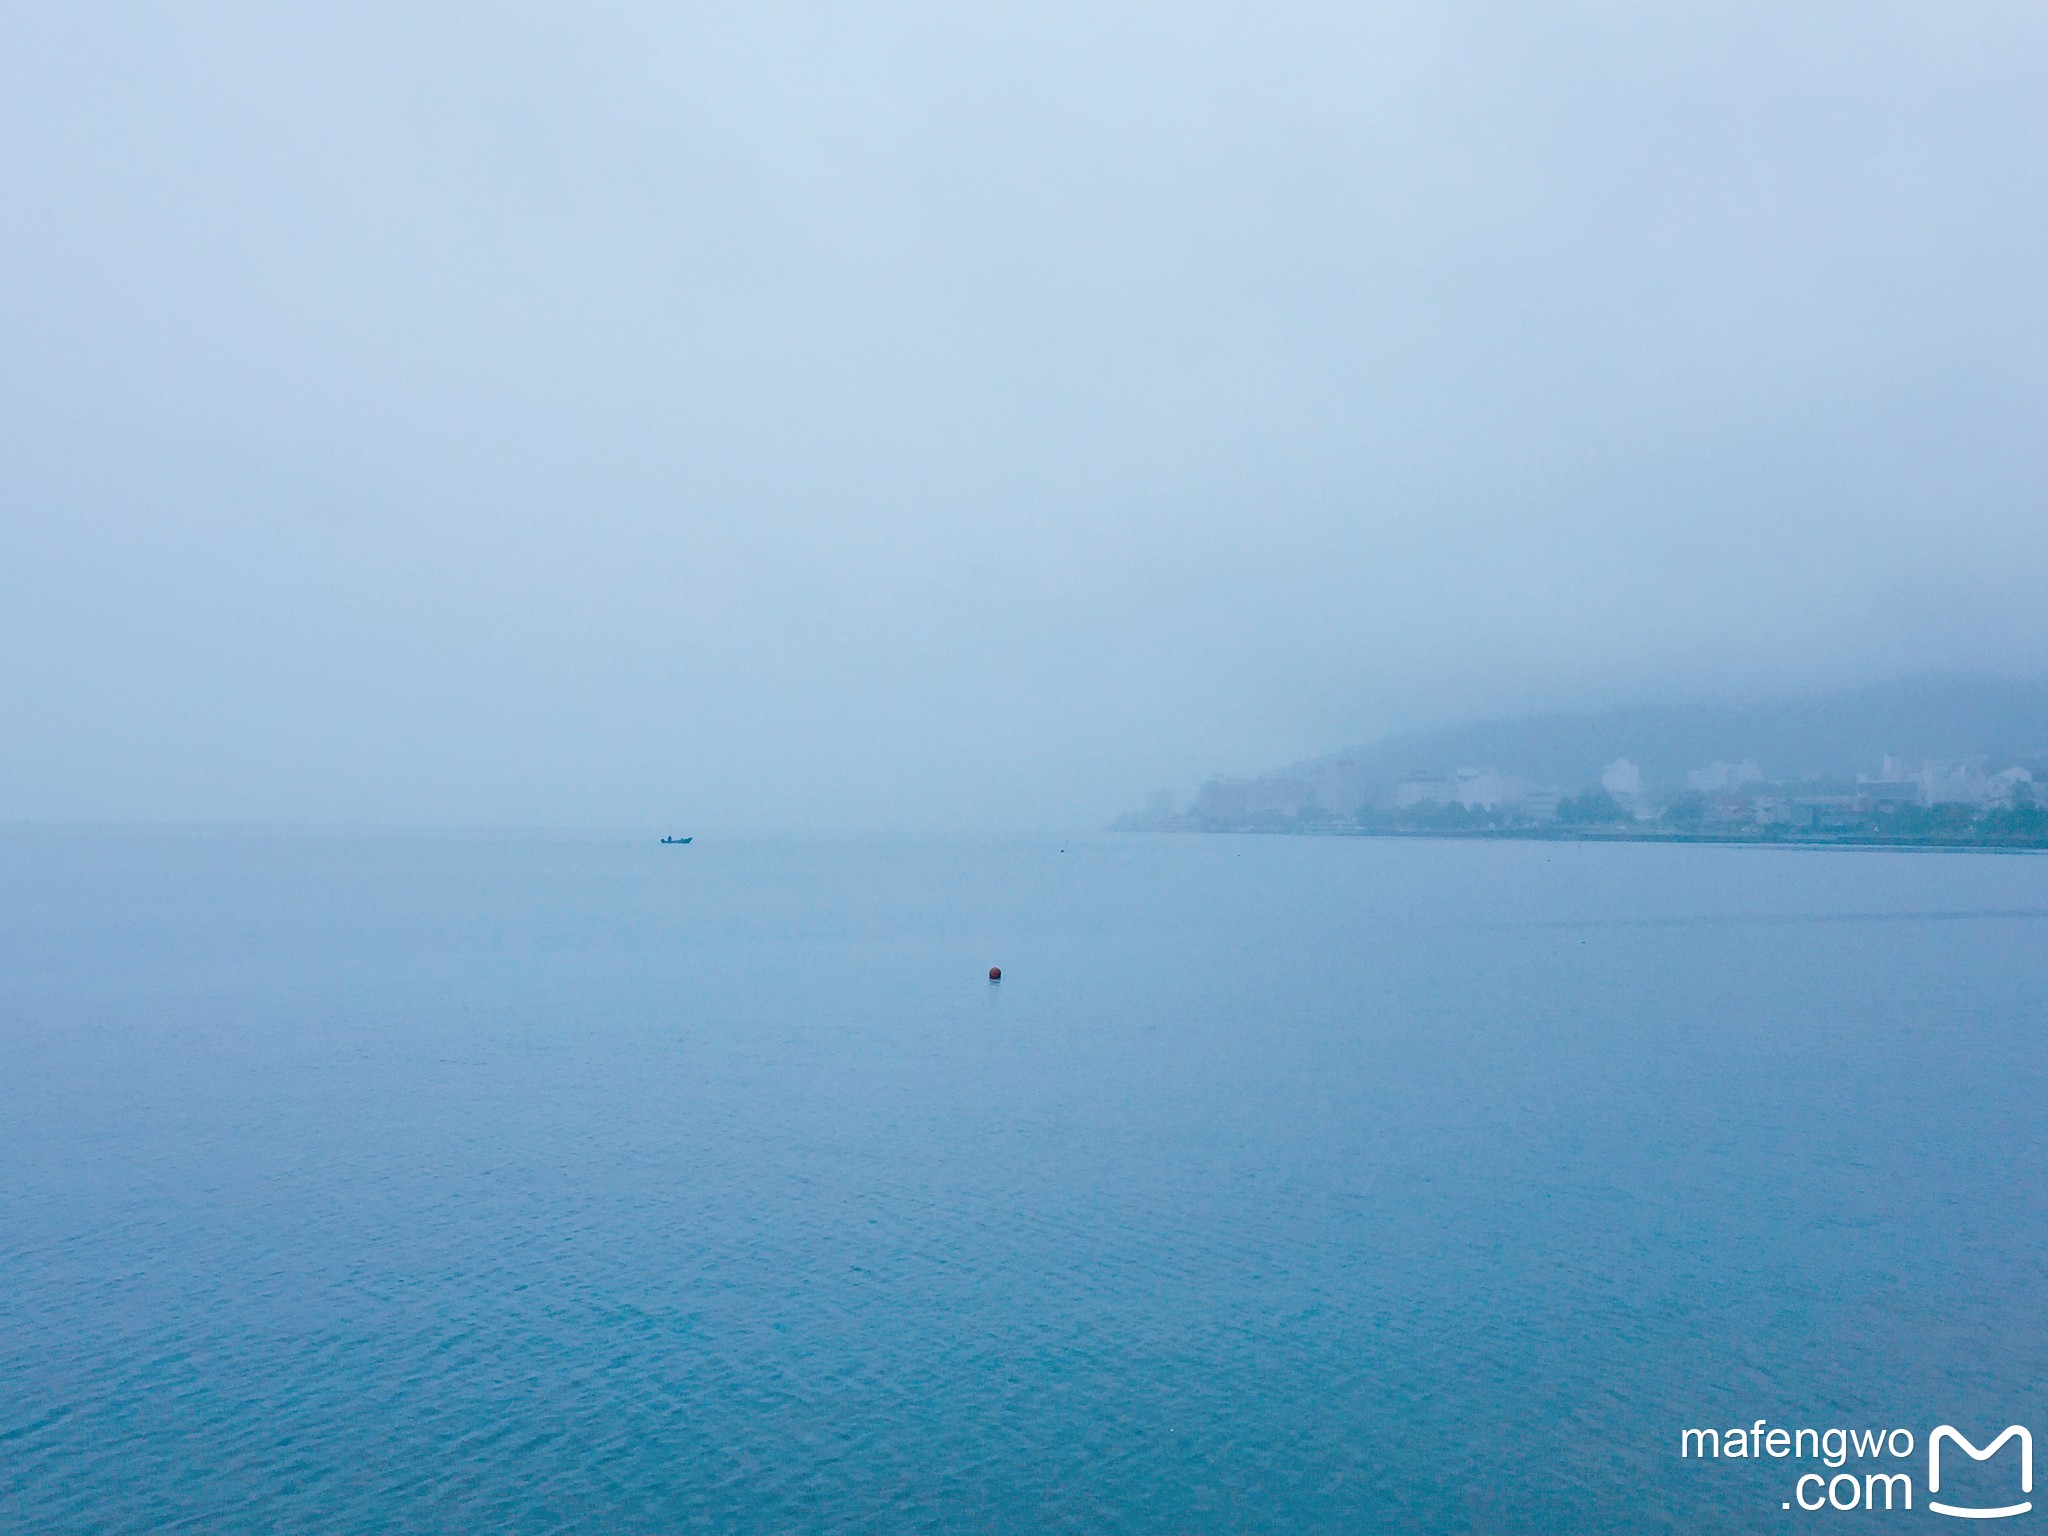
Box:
988 966 1002 981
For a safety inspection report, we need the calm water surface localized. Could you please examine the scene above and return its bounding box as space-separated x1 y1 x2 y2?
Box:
4 833 2046 1532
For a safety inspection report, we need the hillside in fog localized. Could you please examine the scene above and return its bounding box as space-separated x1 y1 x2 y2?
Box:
1134 675 2048 827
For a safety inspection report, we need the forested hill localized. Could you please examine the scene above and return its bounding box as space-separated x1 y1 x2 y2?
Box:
1164 675 2048 823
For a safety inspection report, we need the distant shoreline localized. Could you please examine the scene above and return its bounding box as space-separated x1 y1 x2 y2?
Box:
1132 677 2048 854
1146 825 2048 852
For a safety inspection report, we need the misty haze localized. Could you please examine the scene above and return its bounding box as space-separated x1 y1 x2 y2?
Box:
5 4 2047 830
5 6 2047 1533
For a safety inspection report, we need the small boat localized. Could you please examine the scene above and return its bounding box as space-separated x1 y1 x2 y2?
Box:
660 836 693 845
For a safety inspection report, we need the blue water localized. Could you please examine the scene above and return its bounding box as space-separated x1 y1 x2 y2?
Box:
4 832 2046 1532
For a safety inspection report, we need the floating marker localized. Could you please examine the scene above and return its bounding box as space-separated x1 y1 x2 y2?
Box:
988 967 1002 981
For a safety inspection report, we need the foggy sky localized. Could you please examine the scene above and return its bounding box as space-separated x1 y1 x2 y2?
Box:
4 2 2046 831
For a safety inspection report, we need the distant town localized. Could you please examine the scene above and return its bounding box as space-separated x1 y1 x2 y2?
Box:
1120 751 2048 847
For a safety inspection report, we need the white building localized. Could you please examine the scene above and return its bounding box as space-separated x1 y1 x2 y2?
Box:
1601 758 1642 798
1395 774 1453 809
1855 775 1921 808
1855 758 2034 810
1395 767 1533 811
1929 764 2037 808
